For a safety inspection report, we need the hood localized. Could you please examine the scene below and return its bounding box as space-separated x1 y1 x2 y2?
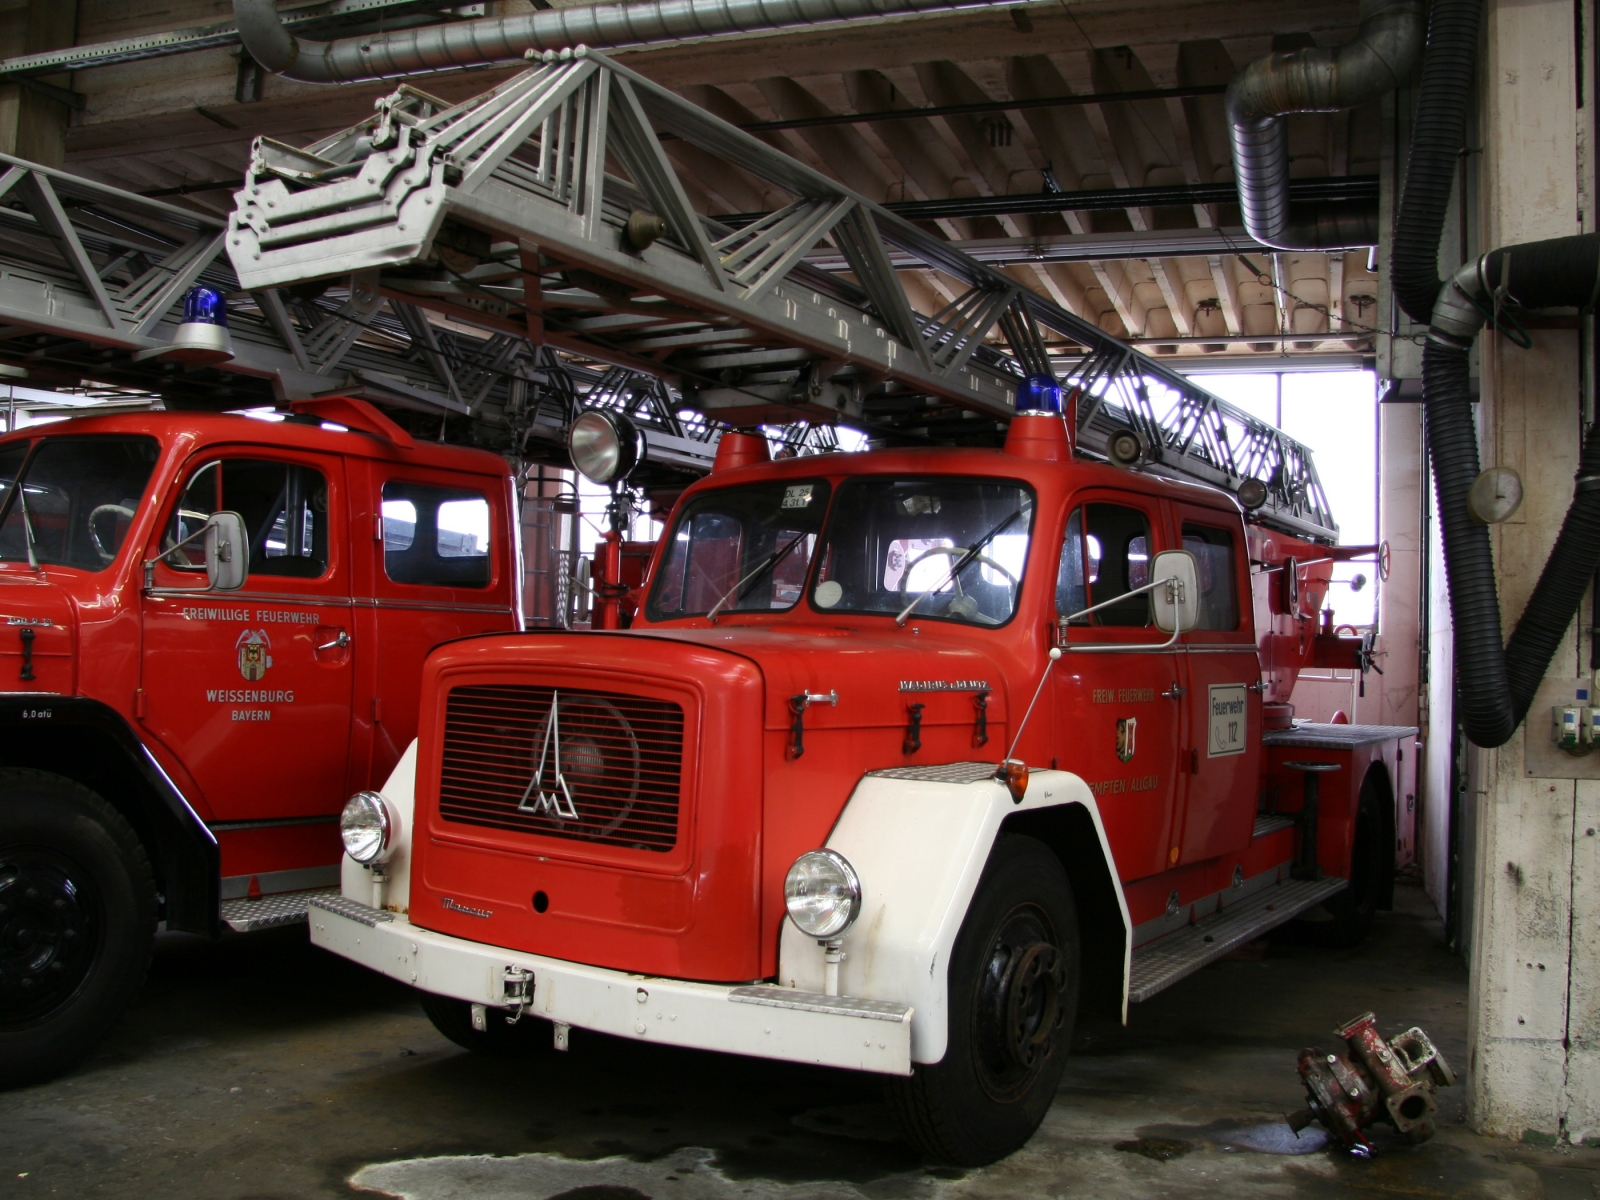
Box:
0 575 75 695
637 624 1011 737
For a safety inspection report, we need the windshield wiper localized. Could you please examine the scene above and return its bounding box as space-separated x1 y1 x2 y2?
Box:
707 529 811 624
895 508 1022 626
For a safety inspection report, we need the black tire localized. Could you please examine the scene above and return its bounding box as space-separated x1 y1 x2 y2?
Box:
1297 777 1387 948
0 769 156 1088
884 834 1080 1166
418 990 558 1057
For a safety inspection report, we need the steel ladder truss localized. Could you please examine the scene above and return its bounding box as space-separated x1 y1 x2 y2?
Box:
227 47 1337 541
0 150 720 485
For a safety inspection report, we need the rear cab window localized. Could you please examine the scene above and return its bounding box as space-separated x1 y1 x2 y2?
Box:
382 481 492 588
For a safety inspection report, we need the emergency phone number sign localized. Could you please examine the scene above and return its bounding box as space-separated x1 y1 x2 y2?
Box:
1208 684 1248 757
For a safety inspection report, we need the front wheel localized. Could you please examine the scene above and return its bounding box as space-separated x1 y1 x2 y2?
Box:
0 770 156 1088
884 834 1080 1165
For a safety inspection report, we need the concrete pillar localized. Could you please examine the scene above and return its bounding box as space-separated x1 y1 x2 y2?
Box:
0 0 78 169
1466 0 1599 1145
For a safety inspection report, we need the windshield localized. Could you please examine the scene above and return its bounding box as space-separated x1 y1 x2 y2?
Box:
0 436 161 571
811 477 1033 625
648 480 830 619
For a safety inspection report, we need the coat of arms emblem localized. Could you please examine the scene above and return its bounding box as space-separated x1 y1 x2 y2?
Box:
236 629 272 681
1116 716 1137 763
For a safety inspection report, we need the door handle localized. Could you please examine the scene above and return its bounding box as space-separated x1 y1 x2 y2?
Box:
1161 684 1187 699
316 630 351 651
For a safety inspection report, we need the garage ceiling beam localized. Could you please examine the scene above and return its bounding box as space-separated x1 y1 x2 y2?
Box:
737 82 1228 133
717 176 1377 224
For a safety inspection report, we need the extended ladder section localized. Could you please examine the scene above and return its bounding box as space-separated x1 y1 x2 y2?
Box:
0 151 718 483
227 47 1337 542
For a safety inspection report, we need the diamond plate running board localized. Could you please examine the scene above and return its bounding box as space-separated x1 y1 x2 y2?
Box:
220 887 340 933
1128 875 1348 1003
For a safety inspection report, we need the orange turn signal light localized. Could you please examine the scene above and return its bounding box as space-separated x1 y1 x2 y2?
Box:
996 759 1029 804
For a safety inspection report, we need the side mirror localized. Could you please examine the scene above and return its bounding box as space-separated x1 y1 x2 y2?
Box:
1150 549 1199 634
205 511 247 591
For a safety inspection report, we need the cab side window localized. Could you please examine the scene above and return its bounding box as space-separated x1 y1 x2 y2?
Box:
1181 522 1240 630
382 481 491 587
167 459 329 578
1057 503 1153 627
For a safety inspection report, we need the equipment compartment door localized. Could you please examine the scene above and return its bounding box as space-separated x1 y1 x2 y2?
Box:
1172 507 1261 865
361 464 516 788
139 451 355 824
1051 495 1182 882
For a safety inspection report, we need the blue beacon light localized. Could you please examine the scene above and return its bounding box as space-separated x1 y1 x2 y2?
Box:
1016 373 1061 414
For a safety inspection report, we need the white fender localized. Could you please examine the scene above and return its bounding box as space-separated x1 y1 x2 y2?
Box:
777 767 1131 1064
341 740 419 913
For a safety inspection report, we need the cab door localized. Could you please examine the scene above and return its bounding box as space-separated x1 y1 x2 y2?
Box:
139 451 354 823
1051 494 1183 882
1172 505 1262 865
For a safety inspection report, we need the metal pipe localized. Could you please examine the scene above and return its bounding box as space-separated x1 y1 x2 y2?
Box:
1225 0 1423 250
234 0 1012 85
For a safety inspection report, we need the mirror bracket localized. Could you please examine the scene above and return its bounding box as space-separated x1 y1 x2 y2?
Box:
142 510 248 594
1055 549 1199 652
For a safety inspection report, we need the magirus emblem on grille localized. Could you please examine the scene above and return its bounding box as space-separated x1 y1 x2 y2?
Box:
518 690 579 820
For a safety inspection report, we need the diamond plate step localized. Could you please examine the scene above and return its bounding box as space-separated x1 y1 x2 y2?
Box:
221 887 340 933
1128 875 1348 1003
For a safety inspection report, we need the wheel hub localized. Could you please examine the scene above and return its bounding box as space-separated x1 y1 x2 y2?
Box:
973 906 1067 1099
0 856 96 1024
1003 942 1066 1069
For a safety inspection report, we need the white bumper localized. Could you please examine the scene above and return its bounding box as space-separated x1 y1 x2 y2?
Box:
309 895 913 1076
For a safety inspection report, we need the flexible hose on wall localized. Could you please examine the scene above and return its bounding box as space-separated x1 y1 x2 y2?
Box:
1422 237 1600 746
1391 0 1484 323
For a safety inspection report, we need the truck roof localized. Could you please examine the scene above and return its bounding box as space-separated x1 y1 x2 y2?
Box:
0 408 510 478
689 442 1248 518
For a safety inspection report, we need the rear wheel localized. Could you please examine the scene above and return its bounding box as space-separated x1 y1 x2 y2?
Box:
0 770 155 1088
418 991 558 1057
1297 776 1387 948
884 834 1079 1165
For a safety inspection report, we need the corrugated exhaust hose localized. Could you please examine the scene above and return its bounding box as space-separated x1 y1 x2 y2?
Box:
1423 237 1600 747
1224 0 1422 250
1392 0 1484 325
1392 0 1600 747
232 0 1013 85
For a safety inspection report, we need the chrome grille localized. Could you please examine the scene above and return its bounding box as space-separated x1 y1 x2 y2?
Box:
439 685 685 851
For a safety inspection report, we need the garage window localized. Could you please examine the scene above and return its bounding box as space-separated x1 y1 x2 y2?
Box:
382 481 491 587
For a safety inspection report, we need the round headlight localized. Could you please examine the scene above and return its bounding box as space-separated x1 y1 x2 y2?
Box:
340 791 394 864
568 409 641 485
784 849 863 939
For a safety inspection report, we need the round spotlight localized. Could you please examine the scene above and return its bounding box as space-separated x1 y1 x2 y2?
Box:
568 409 641 485
784 849 863 939
1106 429 1147 468
1237 477 1269 511
340 790 395 864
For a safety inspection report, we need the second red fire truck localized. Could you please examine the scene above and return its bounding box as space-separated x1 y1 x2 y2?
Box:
311 401 1409 1165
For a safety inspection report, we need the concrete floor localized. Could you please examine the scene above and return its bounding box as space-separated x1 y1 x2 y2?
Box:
2 882 1597 1199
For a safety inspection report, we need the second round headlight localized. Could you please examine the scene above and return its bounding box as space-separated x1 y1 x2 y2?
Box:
784 849 863 939
340 790 395 864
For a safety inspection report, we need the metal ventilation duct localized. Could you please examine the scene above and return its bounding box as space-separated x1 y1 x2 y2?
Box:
1225 0 1423 250
234 0 1012 84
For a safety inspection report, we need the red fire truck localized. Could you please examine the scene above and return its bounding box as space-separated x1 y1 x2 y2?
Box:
0 395 519 1086
311 407 1410 1165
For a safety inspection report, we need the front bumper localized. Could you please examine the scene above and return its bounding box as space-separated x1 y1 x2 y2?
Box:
309 896 913 1075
